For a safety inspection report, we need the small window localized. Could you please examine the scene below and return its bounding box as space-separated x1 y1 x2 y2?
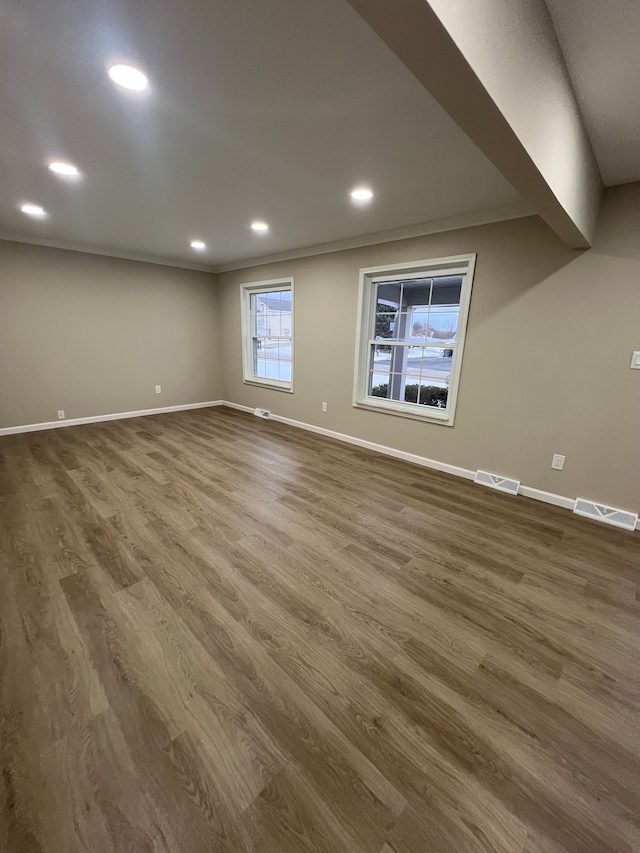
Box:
241 278 293 391
354 255 475 425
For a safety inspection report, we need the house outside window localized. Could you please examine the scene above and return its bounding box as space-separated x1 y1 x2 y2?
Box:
353 255 475 425
241 278 294 391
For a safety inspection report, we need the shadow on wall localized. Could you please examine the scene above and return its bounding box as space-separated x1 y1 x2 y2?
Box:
465 214 582 331
469 180 639 334
592 182 640 261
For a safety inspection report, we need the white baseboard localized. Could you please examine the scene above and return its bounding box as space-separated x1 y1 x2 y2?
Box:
3 398 636 531
0 400 224 436
219 401 639 530
284 415 476 480
219 401 255 415
517 485 575 511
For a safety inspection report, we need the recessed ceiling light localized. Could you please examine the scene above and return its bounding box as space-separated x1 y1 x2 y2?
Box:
49 161 80 177
251 221 269 232
20 202 47 218
108 63 149 91
190 240 206 250
350 187 374 202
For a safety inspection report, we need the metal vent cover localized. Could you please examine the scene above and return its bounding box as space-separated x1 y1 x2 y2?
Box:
254 407 271 419
573 498 638 531
474 470 520 496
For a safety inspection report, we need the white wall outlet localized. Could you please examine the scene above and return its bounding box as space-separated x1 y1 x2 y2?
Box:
155 385 162 394
630 351 640 369
57 410 65 420
551 454 565 471
321 402 328 412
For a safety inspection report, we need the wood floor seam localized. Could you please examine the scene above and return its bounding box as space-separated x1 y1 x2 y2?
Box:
1 407 638 853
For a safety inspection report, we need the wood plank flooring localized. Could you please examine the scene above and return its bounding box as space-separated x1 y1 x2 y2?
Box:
1 406 638 853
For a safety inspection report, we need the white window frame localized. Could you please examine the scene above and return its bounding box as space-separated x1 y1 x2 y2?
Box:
241 277 294 392
353 254 476 426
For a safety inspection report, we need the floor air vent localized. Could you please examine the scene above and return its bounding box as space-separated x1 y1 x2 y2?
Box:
254 407 271 419
573 499 638 531
474 470 520 496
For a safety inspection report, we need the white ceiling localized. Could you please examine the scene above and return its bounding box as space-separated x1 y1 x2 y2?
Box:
0 0 527 270
545 0 640 187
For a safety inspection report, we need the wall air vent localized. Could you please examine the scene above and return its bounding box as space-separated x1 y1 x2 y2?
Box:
474 470 520 496
254 408 271 419
573 498 638 531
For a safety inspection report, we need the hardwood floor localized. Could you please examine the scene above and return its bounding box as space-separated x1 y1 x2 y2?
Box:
1 406 638 853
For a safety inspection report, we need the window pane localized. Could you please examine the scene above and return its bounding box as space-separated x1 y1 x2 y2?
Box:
374 312 399 340
388 375 450 409
252 337 289 381
369 345 428 383
371 342 392 362
403 345 424 379
276 340 292 383
386 374 406 403
278 361 292 382
275 340 292 361
427 308 458 344
404 381 422 404
279 290 292 309
257 338 291 382
399 278 432 307
422 346 454 385
419 383 448 409
359 264 469 418
409 307 429 342
388 345 408 375
245 283 293 386
375 282 402 313
367 343 452 409
252 290 292 338
385 373 427 403
375 345 423 378
369 376 389 397
431 278 462 306
252 338 261 372
369 342 390 395
278 296 292 337
393 313 415 342
251 293 267 336
272 291 284 312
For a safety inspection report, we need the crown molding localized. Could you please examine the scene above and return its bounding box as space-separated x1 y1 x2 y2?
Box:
211 201 533 273
0 200 533 276
0 234 216 274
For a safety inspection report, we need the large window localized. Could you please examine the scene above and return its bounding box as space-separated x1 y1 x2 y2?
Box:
354 255 475 425
241 278 293 391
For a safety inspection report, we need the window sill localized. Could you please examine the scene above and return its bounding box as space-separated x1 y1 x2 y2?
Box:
353 398 453 426
243 377 293 394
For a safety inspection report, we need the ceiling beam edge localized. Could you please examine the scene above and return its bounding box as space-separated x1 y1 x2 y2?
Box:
346 0 601 248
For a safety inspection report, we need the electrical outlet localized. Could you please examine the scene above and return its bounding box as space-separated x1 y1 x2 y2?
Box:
630 351 640 369
57 410 65 420
551 454 565 471
155 385 162 394
321 402 328 412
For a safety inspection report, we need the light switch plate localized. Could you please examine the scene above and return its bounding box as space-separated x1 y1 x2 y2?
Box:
630 352 640 369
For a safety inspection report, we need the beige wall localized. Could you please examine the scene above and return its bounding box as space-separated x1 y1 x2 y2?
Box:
2 186 638 514
0 241 221 427
218 183 640 514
